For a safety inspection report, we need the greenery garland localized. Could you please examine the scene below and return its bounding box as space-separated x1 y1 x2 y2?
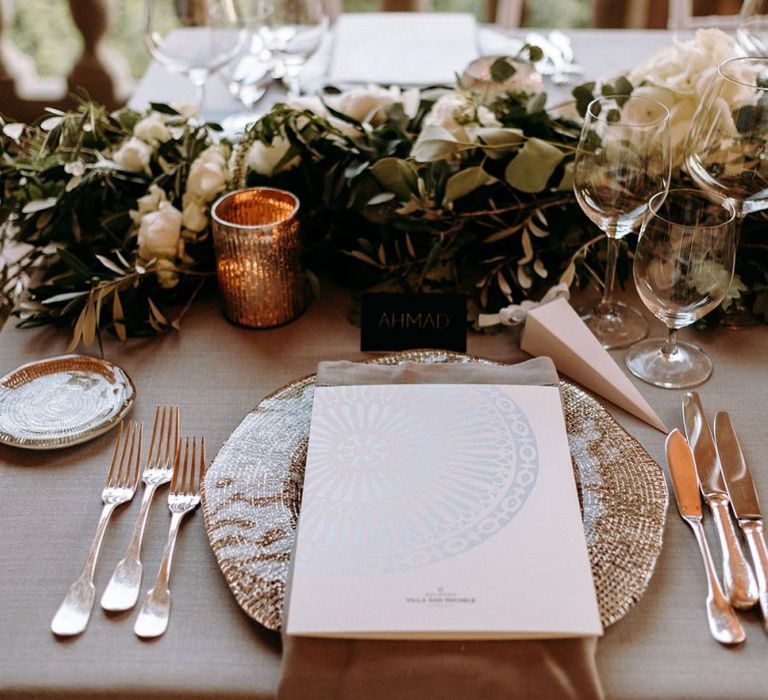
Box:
1 31 767 349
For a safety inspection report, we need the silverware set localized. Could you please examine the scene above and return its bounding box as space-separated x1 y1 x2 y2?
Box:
525 31 584 86
51 406 205 639
666 391 768 645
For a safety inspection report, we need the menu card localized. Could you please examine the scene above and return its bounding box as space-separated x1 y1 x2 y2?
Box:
287 383 603 639
327 13 480 85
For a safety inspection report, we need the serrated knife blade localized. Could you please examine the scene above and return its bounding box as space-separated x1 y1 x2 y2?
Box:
682 392 757 610
715 412 768 633
665 430 744 645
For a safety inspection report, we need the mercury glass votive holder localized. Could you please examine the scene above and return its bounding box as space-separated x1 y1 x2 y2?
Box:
211 187 305 328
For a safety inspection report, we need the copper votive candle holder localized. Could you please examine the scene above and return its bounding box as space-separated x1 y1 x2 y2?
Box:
211 187 305 328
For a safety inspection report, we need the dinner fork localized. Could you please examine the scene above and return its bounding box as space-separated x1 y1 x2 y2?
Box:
51 421 142 636
101 406 180 612
134 436 205 638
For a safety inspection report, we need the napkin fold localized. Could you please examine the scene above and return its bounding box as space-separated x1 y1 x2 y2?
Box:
277 357 604 700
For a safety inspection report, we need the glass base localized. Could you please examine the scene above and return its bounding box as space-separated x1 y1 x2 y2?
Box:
625 338 712 389
581 301 649 350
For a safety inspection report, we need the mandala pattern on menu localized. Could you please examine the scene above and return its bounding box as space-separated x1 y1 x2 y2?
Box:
297 384 539 574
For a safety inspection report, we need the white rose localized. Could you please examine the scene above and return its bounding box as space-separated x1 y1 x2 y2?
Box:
423 93 475 138
287 95 329 117
137 200 182 260
155 258 179 289
113 136 152 173
182 195 208 233
330 85 398 124
246 135 298 176
129 184 167 224
134 114 172 144
186 146 228 201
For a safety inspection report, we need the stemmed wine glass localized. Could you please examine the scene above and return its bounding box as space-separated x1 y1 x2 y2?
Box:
573 95 672 349
220 0 275 135
685 56 768 324
737 0 768 56
265 0 329 96
144 0 247 118
686 57 768 218
626 189 737 389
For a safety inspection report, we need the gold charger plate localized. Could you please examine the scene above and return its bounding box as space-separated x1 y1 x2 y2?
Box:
0 354 136 450
201 350 668 631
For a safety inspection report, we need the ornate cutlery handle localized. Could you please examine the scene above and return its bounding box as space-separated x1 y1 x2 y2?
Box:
740 520 768 633
708 495 758 609
134 510 185 638
101 483 159 612
51 502 116 636
687 516 745 645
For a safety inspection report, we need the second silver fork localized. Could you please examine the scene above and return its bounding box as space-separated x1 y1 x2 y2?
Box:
101 406 180 612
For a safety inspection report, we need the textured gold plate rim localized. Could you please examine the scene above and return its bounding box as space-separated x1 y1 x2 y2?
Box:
0 353 136 450
202 350 669 632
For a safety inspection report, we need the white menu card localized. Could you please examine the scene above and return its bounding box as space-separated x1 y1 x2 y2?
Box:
327 13 480 86
286 383 603 640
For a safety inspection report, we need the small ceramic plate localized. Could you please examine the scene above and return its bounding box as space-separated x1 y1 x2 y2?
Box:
0 354 136 449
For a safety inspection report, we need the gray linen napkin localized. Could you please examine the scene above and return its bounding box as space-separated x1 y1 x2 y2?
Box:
277 357 604 700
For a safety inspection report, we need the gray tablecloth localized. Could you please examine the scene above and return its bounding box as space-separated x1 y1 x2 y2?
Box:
1 283 767 699
3 25 768 700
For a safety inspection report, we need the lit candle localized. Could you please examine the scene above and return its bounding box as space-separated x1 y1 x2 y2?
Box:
211 188 306 328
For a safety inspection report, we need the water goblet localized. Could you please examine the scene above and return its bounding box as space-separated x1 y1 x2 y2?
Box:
265 0 328 96
144 0 247 118
737 0 768 56
574 95 672 349
220 0 275 135
626 189 737 389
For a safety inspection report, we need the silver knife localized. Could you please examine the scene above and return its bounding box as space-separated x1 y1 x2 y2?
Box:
666 429 745 645
715 412 768 633
682 392 757 609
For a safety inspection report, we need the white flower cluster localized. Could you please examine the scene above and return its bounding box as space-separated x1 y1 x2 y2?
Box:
246 84 420 176
628 28 738 167
422 91 501 140
127 138 229 287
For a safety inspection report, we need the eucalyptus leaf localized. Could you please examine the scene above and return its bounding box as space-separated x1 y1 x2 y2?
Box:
411 125 460 163
505 138 565 193
370 158 417 199
444 167 496 204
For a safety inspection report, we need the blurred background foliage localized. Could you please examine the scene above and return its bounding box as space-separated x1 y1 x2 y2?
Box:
9 0 591 79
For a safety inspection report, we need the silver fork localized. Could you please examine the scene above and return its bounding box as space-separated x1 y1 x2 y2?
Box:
51 421 142 636
134 436 205 639
101 406 180 612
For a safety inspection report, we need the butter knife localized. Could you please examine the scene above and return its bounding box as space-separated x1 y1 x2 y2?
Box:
682 392 757 609
715 412 768 633
666 429 745 645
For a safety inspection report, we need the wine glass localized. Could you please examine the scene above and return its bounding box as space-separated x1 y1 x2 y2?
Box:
265 0 328 96
626 189 737 389
685 57 768 218
220 0 275 135
573 95 672 349
737 0 768 56
144 0 247 118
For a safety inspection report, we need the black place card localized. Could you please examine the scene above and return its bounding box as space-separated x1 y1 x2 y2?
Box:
360 293 467 352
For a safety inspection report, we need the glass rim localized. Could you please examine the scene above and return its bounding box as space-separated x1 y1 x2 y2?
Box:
717 56 768 88
585 95 670 127
648 188 737 228
211 186 300 230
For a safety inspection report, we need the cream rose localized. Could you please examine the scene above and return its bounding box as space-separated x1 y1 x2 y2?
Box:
113 136 152 173
134 114 172 144
137 200 182 260
182 195 208 233
187 146 228 201
423 92 475 140
246 135 298 176
130 184 167 224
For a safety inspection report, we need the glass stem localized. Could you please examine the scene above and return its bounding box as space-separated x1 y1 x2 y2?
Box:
661 327 678 360
193 80 207 122
600 236 619 310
